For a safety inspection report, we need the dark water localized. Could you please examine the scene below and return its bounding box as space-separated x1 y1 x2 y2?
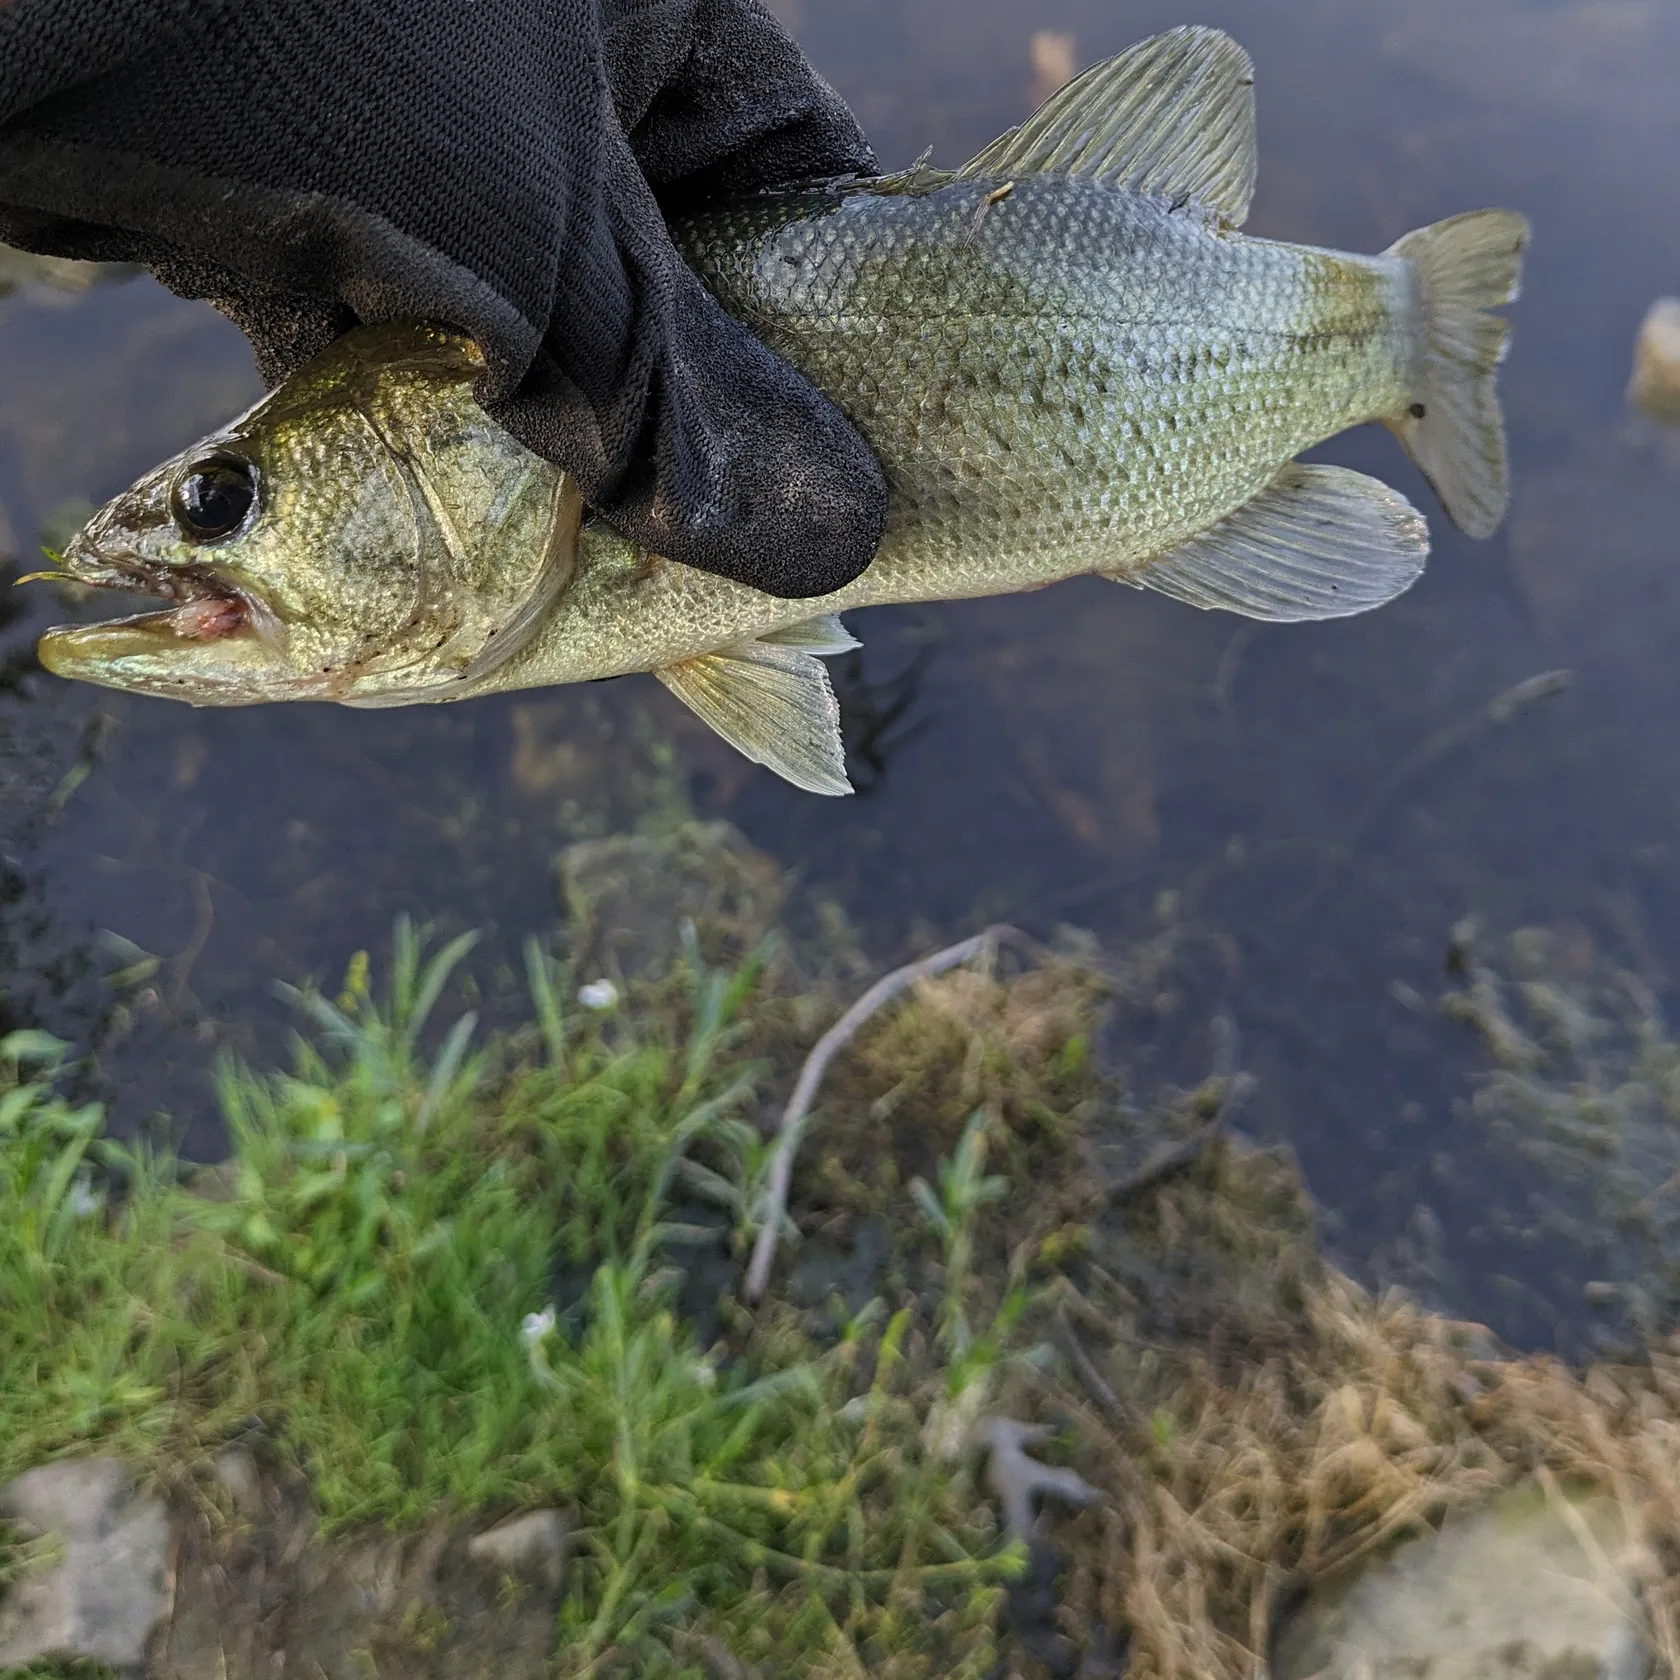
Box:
3 0 1678 1354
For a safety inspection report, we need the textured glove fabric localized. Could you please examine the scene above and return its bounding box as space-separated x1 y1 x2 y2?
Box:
0 0 887 597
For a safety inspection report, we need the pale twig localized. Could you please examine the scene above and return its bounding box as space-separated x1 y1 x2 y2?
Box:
743 925 1022 1302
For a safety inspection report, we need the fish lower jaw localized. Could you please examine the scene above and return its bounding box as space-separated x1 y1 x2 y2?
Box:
37 600 245 677
33 594 315 707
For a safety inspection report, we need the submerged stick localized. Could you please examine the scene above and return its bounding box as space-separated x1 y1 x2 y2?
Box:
1104 1010 1255 1204
1301 668 1574 910
744 925 1021 1302
1342 668 1575 854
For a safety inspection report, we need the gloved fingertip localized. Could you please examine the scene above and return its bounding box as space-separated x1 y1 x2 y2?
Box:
647 409 888 598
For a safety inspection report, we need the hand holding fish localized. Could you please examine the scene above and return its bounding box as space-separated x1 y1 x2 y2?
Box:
25 28 1528 797
0 0 886 596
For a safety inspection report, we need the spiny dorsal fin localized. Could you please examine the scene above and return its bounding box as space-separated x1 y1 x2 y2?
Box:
757 613 861 656
1102 464 1429 620
656 640 851 795
958 25 1257 226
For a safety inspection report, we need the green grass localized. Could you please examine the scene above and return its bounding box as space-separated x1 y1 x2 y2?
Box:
0 922 1018 1674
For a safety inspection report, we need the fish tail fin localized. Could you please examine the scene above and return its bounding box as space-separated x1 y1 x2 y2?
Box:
1384 208 1530 539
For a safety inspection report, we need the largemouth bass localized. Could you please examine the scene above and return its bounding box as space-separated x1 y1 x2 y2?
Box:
36 26 1527 794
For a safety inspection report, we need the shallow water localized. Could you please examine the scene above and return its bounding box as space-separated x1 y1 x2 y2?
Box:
2 0 1678 1355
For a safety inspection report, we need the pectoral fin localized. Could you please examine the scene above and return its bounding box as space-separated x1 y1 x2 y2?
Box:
1104 464 1429 620
656 638 851 795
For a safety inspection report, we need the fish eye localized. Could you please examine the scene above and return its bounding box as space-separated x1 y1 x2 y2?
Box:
170 453 258 542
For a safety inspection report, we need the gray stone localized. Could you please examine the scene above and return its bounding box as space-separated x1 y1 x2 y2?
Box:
465 1508 570 1587
1630 297 1680 426
0 1457 173 1672
209 1448 263 1520
1272 1480 1652 1680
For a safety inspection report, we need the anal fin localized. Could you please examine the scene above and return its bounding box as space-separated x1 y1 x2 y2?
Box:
656 638 851 795
1103 464 1430 620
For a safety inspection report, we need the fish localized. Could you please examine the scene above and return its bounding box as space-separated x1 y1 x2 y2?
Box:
34 26 1528 795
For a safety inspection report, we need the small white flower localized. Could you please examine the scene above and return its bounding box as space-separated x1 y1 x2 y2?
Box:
577 978 620 1010
521 1306 557 1347
694 1361 716 1389
67 1175 103 1219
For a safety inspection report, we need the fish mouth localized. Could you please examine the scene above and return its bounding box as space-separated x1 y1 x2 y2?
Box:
30 536 276 691
45 551 251 635
37 548 257 646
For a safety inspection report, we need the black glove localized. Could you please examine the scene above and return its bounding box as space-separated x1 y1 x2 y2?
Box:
0 0 886 598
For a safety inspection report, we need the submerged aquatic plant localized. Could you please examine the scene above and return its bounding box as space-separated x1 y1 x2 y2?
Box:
1442 916 1680 1336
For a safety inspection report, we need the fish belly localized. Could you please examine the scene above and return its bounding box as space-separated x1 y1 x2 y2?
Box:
680 175 1414 609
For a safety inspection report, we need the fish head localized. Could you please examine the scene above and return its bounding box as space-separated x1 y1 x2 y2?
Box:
37 321 579 706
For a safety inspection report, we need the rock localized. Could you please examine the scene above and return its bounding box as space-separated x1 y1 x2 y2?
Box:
158 1484 568 1680
1271 1481 1652 1680
208 1448 263 1520
1630 297 1680 425
1029 30 1077 104
0 1457 173 1673
465 1509 570 1588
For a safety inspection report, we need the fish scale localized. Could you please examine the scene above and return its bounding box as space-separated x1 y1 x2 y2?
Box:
37 25 1528 798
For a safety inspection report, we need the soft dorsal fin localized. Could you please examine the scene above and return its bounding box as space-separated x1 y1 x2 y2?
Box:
957 25 1257 226
1102 464 1429 620
655 637 852 795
